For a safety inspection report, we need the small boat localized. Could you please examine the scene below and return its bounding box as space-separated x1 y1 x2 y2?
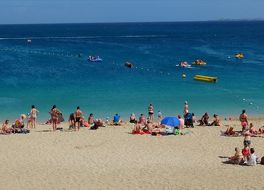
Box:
176 61 192 68
192 59 206 65
194 75 217 82
125 62 133 68
235 53 244 59
88 55 103 62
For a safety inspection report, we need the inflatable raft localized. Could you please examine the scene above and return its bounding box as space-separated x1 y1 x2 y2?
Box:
235 53 244 59
192 59 206 65
194 75 217 82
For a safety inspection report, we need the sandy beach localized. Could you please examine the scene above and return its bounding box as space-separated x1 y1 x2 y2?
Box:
1 117 264 190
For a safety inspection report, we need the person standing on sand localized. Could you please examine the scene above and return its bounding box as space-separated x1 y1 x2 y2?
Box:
49 105 61 131
148 103 154 122
184 101 189 116
74 106 83 131
239 109 248 129
28 105 39 128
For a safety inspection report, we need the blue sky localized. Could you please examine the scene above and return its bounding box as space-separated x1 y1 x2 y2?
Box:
0 0 264 24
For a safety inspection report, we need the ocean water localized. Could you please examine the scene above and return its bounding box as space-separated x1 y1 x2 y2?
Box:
0 21 264 121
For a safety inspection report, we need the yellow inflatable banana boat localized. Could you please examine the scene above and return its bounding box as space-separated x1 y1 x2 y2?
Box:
194 75 217 82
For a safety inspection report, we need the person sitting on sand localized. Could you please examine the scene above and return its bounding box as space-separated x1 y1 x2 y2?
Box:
178 115 184 129
74 106 83 131
228 147 243 164
132 122 143 134
239 109 248 129
249 123 258 135
198 112 209 126
242 145 250 162
246 148 257 166
90 119 104 130
14 114 27 129
129 113 137 123
139 114 147 125
1 120 13 134
113 113 121 125
209 114 220 126
88 113 94 127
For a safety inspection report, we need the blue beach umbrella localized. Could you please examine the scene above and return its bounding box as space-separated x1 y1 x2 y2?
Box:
161 117 180 128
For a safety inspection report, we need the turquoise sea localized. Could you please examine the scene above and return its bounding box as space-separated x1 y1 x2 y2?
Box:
0 21 264 121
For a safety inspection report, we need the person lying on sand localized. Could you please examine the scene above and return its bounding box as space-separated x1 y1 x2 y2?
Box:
198 112 209 126
224 126 240 136
249 123 258 135
129 113 137 124
259 126 264 134
209 114 220 126
228 147 243 164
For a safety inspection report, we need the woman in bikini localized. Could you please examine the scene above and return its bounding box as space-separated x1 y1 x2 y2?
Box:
50 105 60 131
239 110 248 130
74 106 83 131
28 105 39 128
148 104 154 122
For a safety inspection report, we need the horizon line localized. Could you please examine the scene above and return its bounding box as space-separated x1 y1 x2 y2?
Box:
0 19 264 26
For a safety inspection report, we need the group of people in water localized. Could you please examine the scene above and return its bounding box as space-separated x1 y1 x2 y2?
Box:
224 110 264 166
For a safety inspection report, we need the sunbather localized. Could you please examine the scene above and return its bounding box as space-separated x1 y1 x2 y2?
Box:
228 147 243 164
1 120 13 134
210 114 220 126
198 112 209 126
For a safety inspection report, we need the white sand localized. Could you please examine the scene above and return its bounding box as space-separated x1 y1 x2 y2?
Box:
1 118 264 190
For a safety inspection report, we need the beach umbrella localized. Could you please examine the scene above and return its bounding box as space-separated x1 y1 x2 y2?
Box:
161 117 180 128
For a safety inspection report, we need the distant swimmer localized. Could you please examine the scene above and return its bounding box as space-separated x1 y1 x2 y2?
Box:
27 39 32 43
125 62 133 68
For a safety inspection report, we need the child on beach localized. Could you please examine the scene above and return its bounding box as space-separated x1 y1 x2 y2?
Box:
74 106 83 131
228 147 243 164
178 115 184 129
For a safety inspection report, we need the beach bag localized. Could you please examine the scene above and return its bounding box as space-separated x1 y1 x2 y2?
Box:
174 128 181 135
165 126 174 134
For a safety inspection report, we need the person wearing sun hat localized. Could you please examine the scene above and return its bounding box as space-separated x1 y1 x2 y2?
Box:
14 114 27 129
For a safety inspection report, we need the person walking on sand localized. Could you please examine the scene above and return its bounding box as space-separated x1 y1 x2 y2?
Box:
28 105 39 129
148 103 154 122
74 106 83 131
49 105 61 131
239 109 248 130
